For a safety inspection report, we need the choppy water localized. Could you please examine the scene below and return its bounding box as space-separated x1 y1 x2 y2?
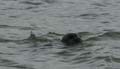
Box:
0 0 120 69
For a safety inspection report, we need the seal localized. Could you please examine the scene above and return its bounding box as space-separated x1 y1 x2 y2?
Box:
61 33 82 45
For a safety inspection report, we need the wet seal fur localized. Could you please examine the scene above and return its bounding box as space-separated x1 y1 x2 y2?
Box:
61 33 82 45
28 32 82 45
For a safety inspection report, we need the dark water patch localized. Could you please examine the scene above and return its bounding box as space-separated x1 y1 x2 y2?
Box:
0 37 36 46
43 42 53 46
0 59 17 66
65 2 75 4
0 14 5 15
0 52 17 55
0 37 48 45
9 65 34 69
0 58 34 69
20 27 39 30
94 56 111 62
55 12 110 19
54 44 91 64
1 7 16 10
94 47 105 52
20 1 43 5
101 13 110 16
53 15 73 18
77 13 99 17
25 6 38 10
103 29 115 32
95 55 113 64
0 2 5 5
91 2 107 7
75 13 100 19
8 15 20 18
32 59 47 62
0 25 13 28
42 0 56 3
111 56 120 63
22 27 39 30
70 54 92 64
101 21 110 24
0 38 13 43
31 10 42 13
71 59 90 64
2 0 17 1
74 12 110 19
80 52 92 56
113 47 120 49
55 50 74 57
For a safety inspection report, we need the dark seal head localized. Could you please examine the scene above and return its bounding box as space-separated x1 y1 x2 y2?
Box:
61 33 82 45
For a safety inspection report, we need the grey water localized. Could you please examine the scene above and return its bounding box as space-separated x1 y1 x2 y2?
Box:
0 0 120 69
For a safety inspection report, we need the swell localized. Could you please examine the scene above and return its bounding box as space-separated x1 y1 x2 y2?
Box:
0 25 40 30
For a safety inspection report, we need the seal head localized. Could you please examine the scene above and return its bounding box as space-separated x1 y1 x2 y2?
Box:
61 33 82 45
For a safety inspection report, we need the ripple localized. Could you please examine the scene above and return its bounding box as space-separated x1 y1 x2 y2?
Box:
85 31 120 41
2 0 17 1
101 21 110 24
20 1 43 5
91 3 107 7
24 6 38 10
112 56 120 63
0 25 40 30
8 15 20 18
0 0 120 69
75 13 100 19
0 58 34 69
0 31 62 45
42 0 56 3
100 32 120 40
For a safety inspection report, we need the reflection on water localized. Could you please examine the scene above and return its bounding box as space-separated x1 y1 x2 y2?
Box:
0 0 120 69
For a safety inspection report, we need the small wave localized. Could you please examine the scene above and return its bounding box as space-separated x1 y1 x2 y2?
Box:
111 56 120 63
8 15 20 18
24 6 38 10
99 32 120 40
101 21 110 24
94 56 111 62
0 25 40 30
42 0 56 3
0 58 34 69
2 0 17 1
20 1 43 5
1 7 16 10
74 12 110 20
91 3 107 7
75 13 100 19
0 31 62 45
85 32 120 41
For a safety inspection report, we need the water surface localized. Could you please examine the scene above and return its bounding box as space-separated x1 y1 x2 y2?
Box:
0 0 120 69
